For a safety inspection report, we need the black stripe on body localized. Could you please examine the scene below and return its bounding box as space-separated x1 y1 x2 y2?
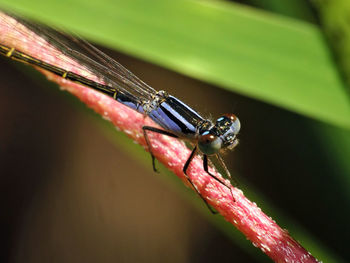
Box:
148 96 204 138
159 104 194 135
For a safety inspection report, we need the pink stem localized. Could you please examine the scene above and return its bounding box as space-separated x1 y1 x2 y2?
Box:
0 12 319 263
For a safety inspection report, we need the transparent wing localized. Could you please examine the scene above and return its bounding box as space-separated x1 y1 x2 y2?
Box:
73 38 156 96
1 11 157 102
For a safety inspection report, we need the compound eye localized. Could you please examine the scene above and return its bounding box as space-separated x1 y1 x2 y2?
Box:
198 133 222 155
224 114 240 135
223 113 237 122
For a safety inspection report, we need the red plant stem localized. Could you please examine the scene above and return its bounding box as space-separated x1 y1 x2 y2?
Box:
0 12 319 263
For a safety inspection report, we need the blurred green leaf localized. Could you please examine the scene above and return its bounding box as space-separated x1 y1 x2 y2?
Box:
247 0 316 22
1 0 349 130
311 1 350 86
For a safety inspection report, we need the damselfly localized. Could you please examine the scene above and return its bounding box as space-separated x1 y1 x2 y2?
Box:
0 11 240 212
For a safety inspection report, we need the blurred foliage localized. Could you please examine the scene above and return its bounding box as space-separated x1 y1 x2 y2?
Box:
237 0 316 22
0 0 350 262
311 0 350 87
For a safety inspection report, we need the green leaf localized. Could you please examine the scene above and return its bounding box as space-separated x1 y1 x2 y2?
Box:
248 0 316 22
1 0 349 130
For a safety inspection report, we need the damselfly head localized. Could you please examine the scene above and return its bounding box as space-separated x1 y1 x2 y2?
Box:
217 113 240 150
198 113 240 155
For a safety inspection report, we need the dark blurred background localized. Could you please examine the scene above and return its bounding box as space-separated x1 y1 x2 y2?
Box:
1 0 350 262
